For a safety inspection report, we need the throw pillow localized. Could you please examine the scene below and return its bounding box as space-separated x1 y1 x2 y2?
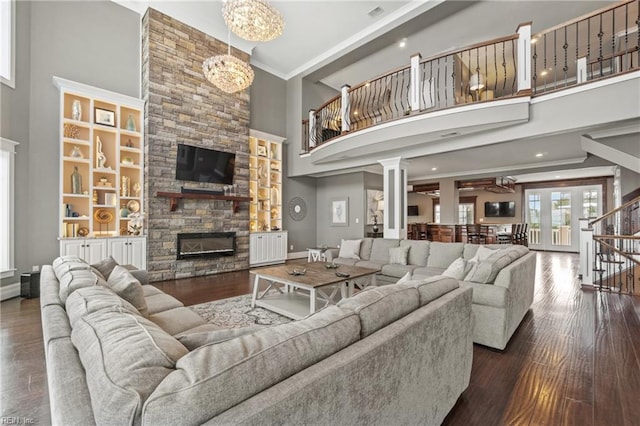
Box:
177 326 267 351
397 271 412 284
389 245 410 265
442 257 470 280
91 256 119 280
338 239 362 259
469 245 498 264
104 265 148 316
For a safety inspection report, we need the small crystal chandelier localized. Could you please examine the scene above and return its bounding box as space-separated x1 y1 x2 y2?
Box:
222 0 285 42
203 30 255 94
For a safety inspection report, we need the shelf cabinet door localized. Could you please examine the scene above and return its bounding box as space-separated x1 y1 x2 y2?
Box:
108 239 128 265
128 237 147 269
60 240 87 259
84 239 108 264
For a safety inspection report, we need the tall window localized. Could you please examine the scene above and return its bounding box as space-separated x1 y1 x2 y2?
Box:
1 138 17 278
0 0 15 87
433 203 475 224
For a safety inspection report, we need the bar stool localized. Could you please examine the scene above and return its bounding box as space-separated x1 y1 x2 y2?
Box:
511 223 522 245
466 224 488 244
417 223 428 240
519 223 529 247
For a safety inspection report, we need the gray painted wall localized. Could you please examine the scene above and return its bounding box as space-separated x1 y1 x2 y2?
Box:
316 172 365 247
0 1 31 288
250 67 286 137
1 1 140 287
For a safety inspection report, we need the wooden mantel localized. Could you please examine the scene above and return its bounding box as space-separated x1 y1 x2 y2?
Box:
156 192 251 213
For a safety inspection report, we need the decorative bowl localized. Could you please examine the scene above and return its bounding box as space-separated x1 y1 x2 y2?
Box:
287 268 306 276
325 263 339 269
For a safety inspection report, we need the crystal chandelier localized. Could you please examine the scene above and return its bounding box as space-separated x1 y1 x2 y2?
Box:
222 0 284 42
203 31 255 94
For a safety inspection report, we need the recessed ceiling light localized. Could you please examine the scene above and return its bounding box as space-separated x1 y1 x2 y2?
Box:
368 6 384 18
399 38 407 48
431 167 438 171
354 111 358 115
535 153 544 157
555 175 561 179
540 70 548 76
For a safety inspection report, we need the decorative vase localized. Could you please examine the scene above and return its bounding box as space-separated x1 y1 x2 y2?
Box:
120 206 130 218
71 166 82 194
70 146 83 158
126 114 136 132
133 182 141 196
71 100 82 121
373 224 379 233
121 176 130 197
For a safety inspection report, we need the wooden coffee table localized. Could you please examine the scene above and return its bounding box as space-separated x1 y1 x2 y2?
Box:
250 262 378 320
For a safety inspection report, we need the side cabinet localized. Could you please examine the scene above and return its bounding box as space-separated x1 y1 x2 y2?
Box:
60 238 108 265
250 231 287 266
108 237 147 269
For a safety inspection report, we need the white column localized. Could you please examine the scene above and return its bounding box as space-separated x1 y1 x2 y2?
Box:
409 53 422 113
576 57 587 84
579 218 594 286
378 157 409 239
308 110 316 148
516 22 532 94
341 84 351 133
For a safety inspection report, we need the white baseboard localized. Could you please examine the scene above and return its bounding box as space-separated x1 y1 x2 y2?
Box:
1 282 21 301
287 251 308 260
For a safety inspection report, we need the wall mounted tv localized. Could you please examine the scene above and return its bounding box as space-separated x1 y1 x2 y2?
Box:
175 144 235 185
484 201 516 217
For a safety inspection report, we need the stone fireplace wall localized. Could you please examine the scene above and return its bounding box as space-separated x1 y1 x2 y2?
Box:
142 9 250 282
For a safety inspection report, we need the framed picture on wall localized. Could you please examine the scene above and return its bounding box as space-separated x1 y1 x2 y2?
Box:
366 189 384 225
331 198 348 226
95 107 116 127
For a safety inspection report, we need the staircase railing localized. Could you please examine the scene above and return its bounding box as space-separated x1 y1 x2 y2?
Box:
580 195 640 294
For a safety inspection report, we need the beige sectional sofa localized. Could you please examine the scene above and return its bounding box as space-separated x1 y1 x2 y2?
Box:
41 255 474 425
326 239 537 350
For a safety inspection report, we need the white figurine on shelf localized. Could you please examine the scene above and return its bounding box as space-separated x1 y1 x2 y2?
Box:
96 136 107 169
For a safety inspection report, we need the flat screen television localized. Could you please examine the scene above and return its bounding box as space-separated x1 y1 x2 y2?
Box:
175 144 235 184
484 201 516 217
407 205 419 216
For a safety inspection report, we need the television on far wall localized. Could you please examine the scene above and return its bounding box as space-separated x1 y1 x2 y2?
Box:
175 143 236 184
407 205 419 216
484 201 516 217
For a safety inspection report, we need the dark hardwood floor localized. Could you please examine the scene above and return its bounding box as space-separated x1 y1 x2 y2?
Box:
1 252 639 425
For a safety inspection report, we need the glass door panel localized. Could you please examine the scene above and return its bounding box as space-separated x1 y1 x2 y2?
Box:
527 192 541 247
551 191 571 247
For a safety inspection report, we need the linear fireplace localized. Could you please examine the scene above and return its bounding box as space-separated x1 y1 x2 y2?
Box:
177 232 236 260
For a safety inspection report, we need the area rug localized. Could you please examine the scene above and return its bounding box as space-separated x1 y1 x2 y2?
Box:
189 294 292 329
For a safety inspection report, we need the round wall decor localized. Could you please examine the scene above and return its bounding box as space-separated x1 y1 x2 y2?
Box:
288 197 307 221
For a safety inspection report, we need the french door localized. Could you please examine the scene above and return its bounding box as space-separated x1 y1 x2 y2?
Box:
525 185 602 252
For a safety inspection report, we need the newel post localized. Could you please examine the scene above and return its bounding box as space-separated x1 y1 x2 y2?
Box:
516 22 532 94
308 110 317 148
341 84 351 133
409 53 422 112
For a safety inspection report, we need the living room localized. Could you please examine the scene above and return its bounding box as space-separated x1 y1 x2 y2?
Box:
1 0 639 424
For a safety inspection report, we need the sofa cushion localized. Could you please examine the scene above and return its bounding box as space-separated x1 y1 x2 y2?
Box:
71 308 188 426
462 244 503 261
426 242 464 269
397 275 460 306
148 307 208 336
59 269 99 303
143 305 360 426
413 266 447 278
389 245 410 265
52 256 90 279
66 285 140 328
338 285 419 338
338 239 362 259
380 263 418 278
397 271 412 283
333 257 359 267
105 265 148 316
464 246 529 284
369 239 400 262
142 284 163 297
354 260 385 271
145 293 184 315
400 240 430 266
176 325 268 350
459 281 508 308
467 245 500 264
91 256 119 280
442 258 471 280
358 238 374 261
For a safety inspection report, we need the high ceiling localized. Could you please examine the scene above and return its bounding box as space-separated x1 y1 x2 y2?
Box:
113 0 634 183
